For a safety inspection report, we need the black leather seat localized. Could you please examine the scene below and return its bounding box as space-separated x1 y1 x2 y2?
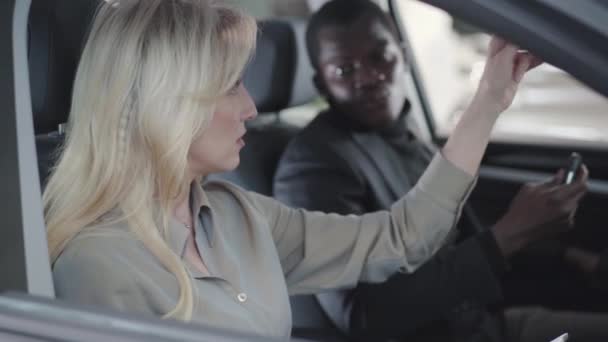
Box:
28 0 100 187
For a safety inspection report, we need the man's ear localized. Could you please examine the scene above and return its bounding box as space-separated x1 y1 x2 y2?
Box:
313 73 328 98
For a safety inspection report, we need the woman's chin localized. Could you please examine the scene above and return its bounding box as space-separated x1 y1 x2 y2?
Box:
221 156 241 173
192 156 240 177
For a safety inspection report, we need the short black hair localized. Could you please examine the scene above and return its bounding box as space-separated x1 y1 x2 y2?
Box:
306 0 399 70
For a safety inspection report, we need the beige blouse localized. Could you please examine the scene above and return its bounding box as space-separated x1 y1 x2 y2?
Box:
52 153 475 338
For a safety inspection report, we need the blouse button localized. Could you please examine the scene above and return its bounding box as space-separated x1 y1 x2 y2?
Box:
237 292 247 303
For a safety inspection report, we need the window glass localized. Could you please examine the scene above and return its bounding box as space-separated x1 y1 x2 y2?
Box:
395 0 608 148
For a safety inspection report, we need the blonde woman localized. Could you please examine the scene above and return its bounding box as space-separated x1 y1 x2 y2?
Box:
45 0 571 338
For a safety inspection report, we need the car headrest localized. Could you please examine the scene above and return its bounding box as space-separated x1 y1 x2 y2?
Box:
28 3 317 134
244 19 317 114
28 0 100 134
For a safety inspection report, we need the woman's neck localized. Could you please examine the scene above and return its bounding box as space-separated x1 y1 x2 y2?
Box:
173 178 196 228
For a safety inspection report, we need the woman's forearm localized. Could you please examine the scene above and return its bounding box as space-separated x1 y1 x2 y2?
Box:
441 94 500 177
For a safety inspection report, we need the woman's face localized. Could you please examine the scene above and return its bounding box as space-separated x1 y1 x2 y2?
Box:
188 81 257 176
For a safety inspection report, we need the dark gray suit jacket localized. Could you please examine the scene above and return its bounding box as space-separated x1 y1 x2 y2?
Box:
274 110 508 341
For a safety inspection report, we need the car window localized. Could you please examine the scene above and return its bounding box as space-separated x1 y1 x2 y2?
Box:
395 0 608 149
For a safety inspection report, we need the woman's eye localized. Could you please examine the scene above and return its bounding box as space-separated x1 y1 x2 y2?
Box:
229 79 242 94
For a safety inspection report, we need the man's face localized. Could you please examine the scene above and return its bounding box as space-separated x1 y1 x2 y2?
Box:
315 15 409 131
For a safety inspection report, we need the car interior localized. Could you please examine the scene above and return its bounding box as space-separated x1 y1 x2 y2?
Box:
2 0 608 340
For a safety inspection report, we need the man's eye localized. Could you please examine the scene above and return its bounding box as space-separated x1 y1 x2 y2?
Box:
374 49 392 63
335 65 354 78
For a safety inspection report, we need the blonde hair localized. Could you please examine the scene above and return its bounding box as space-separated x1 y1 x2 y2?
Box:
43 0 257 321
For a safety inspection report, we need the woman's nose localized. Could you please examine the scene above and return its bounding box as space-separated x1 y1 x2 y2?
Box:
243 107 257 121
241 87 258 121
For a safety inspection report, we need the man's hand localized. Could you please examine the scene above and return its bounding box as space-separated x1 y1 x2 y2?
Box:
565 247 600 275
491 166 589 257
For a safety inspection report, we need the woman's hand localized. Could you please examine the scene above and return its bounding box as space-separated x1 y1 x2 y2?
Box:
471 36 543 117
441 37 542 176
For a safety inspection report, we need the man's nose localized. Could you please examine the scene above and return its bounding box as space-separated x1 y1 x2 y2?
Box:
353 66 386 89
